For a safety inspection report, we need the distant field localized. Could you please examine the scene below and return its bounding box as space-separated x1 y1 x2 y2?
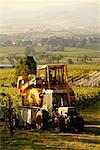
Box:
0 46 100 58
0 46 25 57
64 47 100 52
67 64 100 71
47 51 100 58
34 46 99 53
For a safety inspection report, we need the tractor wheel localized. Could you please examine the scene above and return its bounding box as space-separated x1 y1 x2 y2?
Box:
66 120 76 133
76 116 84 132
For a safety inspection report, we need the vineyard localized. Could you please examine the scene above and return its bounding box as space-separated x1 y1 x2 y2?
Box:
0 65 100 108
68 66 100 87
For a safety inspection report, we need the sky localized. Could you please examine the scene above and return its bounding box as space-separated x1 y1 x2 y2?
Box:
0 0 99 33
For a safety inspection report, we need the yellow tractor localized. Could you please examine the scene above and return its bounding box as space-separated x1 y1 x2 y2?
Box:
16 64 84 132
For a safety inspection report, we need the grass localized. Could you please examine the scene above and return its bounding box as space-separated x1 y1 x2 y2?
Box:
0 101 100 150
81 101 100 125
0 128 100 150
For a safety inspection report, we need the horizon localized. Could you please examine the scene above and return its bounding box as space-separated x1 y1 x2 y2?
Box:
0 0 99 34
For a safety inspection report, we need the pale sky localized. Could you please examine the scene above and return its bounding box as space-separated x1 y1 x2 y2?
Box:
0 0 98 10
0 0 99 33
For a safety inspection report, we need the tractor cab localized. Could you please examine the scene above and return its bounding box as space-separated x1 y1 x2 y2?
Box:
37 64 67 89
37 64 75 105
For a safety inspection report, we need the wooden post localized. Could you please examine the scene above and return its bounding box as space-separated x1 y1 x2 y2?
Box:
0 92 13 135
8 95 13 135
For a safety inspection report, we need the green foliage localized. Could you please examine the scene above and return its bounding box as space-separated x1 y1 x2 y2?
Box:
0 87 21 108
81 101 100 125
0 68 16 86
68 65 100 76
72 86 100 97
16 56 37 76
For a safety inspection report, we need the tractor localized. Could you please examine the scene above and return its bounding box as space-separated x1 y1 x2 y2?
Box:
16 64 84 132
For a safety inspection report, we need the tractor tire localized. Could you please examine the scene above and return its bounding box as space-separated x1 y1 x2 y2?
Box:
76 116 84 132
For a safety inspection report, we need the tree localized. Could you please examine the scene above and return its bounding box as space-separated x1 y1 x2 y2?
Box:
16 56 37 76
67 59 74 64
81 55 88 64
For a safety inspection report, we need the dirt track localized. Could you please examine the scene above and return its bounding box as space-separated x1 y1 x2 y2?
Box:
85 125 100 128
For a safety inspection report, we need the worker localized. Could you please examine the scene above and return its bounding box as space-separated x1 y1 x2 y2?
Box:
39 91 49 130
36 109 43 130
42 105 49 130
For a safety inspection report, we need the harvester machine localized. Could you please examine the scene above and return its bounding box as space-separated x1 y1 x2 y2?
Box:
16 64 84 132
